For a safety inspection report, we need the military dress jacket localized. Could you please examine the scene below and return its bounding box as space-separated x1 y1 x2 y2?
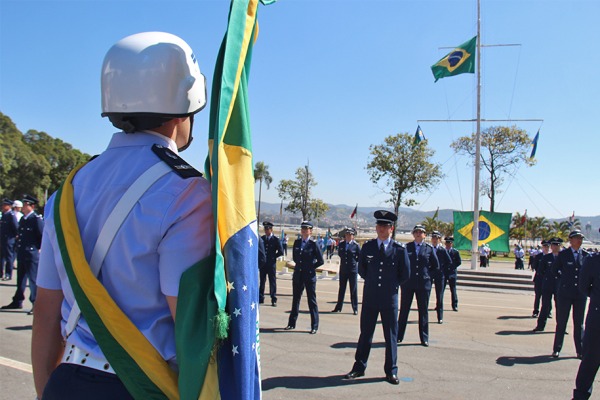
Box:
0 210 19 243
553 248 589 300
445 247 462 278
580 254 600 328
403 241 440 291
532 252 546 284
358 239 410 308
261 234 283 269
292 238 324 280
16 212 44 262
338 240 360 273
432 244 451 281
538 253 559 293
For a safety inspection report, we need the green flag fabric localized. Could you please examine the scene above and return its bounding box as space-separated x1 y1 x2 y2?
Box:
413 125 425 147
431 36 477 82
453 210 511 252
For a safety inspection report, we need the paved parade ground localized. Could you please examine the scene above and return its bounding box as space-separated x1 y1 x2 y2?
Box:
0 260 595 400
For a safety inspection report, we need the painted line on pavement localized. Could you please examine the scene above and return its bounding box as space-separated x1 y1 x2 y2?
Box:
0 356 32 373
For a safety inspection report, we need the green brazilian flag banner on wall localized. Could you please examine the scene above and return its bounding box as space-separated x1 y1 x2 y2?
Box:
453 211 512 252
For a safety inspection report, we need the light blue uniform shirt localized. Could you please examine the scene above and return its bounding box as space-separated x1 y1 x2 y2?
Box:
37 131 214 364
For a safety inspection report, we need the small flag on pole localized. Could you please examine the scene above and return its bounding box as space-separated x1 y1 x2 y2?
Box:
433 207 439 220
413 125 425 147
431 36 477 82
568 211 575 227
521 209 527 225
529 130 539 159
350 204 358 219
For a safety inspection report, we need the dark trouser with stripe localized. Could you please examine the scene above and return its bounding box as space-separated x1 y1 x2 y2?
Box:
398 286 431 344
536 290 555 329
444 275 458 310
43 364 133 400
353 304 398 376
553 295 586 354
259 266 277 303
433 276 445 321
335 268 358 312
288 273 319 330
573 327 600 400
13 258 38 304
0 239 15 278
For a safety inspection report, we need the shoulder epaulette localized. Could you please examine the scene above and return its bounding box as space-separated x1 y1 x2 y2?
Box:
152 144 202 179
393 240 406 248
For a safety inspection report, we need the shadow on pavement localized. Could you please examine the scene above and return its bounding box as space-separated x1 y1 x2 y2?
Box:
262 374 383 390
495 329 540 336
6 325 31 331
497 315 537 320
496 355 565 366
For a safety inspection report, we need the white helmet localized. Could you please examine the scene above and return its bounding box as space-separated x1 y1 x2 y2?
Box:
101 32 206 133
12 200 23 208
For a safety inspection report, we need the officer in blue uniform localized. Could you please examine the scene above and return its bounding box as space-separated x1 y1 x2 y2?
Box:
332 227 361 314
533 237 562 332
430 231 451 324
0 198 19 281
573 252 600 399
551 230 588 358
286 221 324 334
398 224 440 347
2 194 44 312
260 221 283 307
443 236 461 312
344 210 410 385
532 240 550 318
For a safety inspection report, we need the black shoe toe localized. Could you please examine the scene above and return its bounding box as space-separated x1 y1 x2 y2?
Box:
385 374 400 385
284 325 295 330
552 351 560 358
421 341 429 347
344 370 364 380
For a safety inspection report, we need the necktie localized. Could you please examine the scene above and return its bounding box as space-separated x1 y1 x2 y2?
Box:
379 242 385 257
574 251 579 262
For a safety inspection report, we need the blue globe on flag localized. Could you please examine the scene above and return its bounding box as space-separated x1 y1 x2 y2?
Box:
478 221 491 241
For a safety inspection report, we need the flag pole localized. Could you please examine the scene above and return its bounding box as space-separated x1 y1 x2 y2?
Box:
471 0 482 270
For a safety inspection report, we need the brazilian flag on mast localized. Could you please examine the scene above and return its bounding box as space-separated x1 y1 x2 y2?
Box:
431 36 477 82
453 210 511 252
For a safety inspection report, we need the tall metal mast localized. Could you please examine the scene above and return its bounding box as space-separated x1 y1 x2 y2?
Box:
471 0 482 270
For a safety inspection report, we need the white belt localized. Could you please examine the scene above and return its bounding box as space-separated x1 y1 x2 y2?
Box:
61 342 115 374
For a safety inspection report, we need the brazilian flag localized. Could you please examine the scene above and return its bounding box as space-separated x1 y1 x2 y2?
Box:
453 210 512 252
431 36 477 82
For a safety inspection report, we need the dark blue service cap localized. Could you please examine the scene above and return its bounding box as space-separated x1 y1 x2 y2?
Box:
444 236 454 242
541 240 550 246
374 210 397 225
569 230 584 239
300 221 313 229
550 237 563 245
2 198 13 206
22 194 38 205
345 227 357 235
262 221 274 228
412 224 426 233
431 230 442 238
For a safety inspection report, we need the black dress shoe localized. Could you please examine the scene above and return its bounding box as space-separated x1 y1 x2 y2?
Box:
421 341 429 347
1 301 23 310
385 374 400 385
438 319 443 324
331 308 341 313
310 329 317 334
453 307 458 312
577 353 583 360
548 313 552 319
272 302 277 307
552 351 560 358
532 326 544 332
532 312 539 318
344 370 364 380
397 338 403 344
284 325 295 330
353 310 358 315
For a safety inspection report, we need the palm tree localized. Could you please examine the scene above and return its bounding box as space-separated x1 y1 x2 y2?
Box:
254 161 273 223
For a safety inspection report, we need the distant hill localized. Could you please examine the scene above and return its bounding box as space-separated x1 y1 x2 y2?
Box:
256 201 600 240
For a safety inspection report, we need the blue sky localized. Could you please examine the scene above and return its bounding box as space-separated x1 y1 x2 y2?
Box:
1 0 598 220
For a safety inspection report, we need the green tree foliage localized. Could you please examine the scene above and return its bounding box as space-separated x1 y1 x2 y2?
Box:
366 133 442 236
0 112 90 210
277 165 329 221
253 161 273 223
451 125 535 213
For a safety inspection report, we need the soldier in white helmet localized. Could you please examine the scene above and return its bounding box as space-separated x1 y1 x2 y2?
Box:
32 32 214 399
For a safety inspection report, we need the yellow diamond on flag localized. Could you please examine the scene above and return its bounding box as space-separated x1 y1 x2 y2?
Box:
457 214 506 246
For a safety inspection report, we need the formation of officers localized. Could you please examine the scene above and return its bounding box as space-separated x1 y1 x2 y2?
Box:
0 195 44 314
268 210 462 385
529 230 600 400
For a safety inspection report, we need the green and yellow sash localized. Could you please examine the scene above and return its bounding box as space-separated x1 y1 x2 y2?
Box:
55 166 219 399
